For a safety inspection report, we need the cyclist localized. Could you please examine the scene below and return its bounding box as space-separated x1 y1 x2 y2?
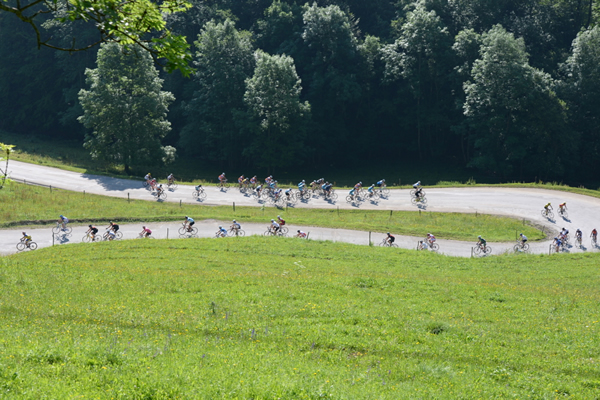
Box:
296 230 307 238
544 202 553 215
265 175 273 185
184 216 195 232
216 225 228 237
367 184 375 198
250 176 258 188
144 172 152 182
386 232 395 245
591 229 597 243
255 184 263 197
414 186 424 200
354 181 362 192
167 173 175 185
277 215 286 226
316 178 325 186
106 229 116 241
156 184 164 197
273 188 282 200
575 229 583 243
21 232 32 247
284 188 294 201
195 184 204 193
141 226 152 238
559 228 569 242
218 173 226 186
231 220 241 234
59 215 69 230
87 224 99 240
238 175 245 188
298 180 306 193
413 181 421 190
519 233 528 246
270 219 281 234
426 233 436 246
477 235 487 251
149 178 158 190
559 202 567 213
107 221 119 234
553 236 562 252
376 179 386 188
323 182 333 197
348 187 358 200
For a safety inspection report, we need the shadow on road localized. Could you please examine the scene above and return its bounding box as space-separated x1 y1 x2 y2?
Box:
81 173 142 191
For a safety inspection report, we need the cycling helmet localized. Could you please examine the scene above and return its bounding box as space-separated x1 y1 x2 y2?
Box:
302 180 305 183
219 226 222 229
271 219 275 222
22 232 26 235
428 233 431 236
478 235 482 239
222 172 225 175
277 215 281 218
297 230 301 233
233 219 236 223
382 179 386 182
88 225 92 228
519 233 524 236
60 215 64 218
387 232 390 235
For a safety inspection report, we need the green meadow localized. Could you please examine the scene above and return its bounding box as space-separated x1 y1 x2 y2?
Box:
1 238 599 398
1 182 543 242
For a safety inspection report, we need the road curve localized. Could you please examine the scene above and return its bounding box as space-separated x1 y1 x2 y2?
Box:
3 160 600 257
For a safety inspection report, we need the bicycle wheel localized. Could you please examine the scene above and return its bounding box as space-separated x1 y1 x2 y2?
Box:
513 244 521 252
143 181 149 188
411 197 418 205
560 209 568 218
430 243 439 251
378 240 387 247
28 242 38 250
263 230 273 236
522 243 529 251
115 231 123 240
16 242 25 251
328 193 338 201
484 246 492 255
168 182 178 190
591 238 597 247
158 192 167 200
346 195 354 203
280 226 289 235
82 235 91 243
473 246 481 255
52 225 60 234
380 188 390 196
178 227 187 235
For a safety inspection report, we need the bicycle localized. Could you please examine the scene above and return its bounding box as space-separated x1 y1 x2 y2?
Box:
167 181 178 191
378 186 390 196
264 227 286 237
178 223 198 236
591 236 598 248
16 239 37 251
541 208 554 220
324 192 338 201
192 188 207 201
218 180 229 190
378 238 399 248
410 188 426 197
417 240 439 251
228 227 246 237
513 240 530 252
474 243 492 255
411 196 427 205
155 190 167 200
558 207 568 219
575 235 583 248
52 222 72 235
346 194 360 203
137 232 154 239
82 232 102 243
102 229 123 241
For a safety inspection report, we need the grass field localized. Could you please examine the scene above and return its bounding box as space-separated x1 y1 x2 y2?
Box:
0 182 544 242
1 238 599 398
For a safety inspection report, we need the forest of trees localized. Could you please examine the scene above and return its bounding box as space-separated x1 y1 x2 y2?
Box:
1 0 600 183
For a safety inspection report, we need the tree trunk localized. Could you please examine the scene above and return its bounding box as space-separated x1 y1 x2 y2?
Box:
124 163 131 175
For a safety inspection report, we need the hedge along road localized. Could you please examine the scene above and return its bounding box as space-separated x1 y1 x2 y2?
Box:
4 160 600 256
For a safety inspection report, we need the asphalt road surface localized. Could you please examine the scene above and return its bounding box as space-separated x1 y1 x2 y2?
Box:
3 160 600 257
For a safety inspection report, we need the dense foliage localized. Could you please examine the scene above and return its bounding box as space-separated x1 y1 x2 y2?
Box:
1 0 599 183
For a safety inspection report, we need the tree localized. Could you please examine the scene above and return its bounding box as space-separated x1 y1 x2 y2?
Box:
382 0 452 159
243 51 310 170
561 25 600 173
180 19 254 167
0 142 15 189
463 25 573 179
1 0 193 75
78 42 175 174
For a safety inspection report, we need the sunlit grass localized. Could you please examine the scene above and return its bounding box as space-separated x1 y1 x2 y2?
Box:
1 239 599 398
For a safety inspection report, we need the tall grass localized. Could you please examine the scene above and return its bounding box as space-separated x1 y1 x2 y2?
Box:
0 182 543 241
1 238 599 398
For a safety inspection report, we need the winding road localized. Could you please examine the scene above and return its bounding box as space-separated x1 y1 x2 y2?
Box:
3 160 600 256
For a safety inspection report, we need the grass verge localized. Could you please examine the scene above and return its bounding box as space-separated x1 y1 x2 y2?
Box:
1 238 599 398
0 182 543 241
